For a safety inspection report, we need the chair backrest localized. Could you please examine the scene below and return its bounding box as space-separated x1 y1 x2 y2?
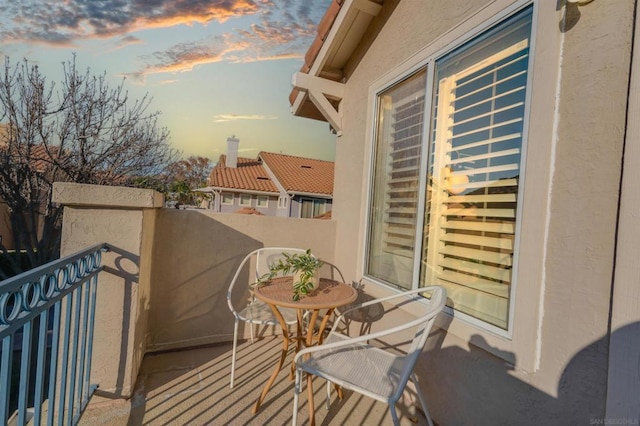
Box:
405 286 446 357
393 286 446 396
330 286 446 399
226 247 308 315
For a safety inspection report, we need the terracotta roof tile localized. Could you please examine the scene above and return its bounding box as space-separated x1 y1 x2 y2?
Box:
290 0 345 106
304 36 324 69
317 0 342 41
209 155 278 193
259 152 334 196
313 210 332 220
234 207 265 215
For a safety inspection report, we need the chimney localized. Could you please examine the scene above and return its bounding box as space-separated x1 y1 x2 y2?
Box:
226 135 239 168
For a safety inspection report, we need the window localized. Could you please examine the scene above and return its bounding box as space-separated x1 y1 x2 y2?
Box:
366 70 427 286
221 193 234 205
278 196 289 209
257 195 269 208
365 7 533 331
239 194 252 206
300 198 326 218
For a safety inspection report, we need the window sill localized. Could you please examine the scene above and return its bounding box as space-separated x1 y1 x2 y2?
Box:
361 277 536 372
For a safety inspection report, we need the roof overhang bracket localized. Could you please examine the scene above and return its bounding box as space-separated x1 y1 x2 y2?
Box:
292 72 345 136
353 0 383 16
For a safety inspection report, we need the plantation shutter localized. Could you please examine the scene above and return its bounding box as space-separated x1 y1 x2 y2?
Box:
422 29 530 329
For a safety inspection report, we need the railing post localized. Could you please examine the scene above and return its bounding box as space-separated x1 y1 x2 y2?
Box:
52 182 163 400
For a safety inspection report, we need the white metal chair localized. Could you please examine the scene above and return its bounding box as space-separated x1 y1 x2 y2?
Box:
292 286 447 425
227 247 307 388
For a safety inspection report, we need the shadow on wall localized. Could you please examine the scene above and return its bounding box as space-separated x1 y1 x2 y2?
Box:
419 319 639 425
93 245 142 399
146 209 263 353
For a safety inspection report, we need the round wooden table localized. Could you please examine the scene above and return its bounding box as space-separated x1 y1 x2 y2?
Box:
252 276 357 424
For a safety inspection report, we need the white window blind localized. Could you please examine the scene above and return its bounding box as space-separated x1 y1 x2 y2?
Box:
367 70 427 288
421 10 532 329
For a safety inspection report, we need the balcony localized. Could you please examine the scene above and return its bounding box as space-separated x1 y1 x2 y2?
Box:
1 183 431 425
79 337 425 425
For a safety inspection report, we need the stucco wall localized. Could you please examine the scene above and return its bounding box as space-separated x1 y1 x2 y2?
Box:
330 0 634 424
146 209 337 352
54 183 163 398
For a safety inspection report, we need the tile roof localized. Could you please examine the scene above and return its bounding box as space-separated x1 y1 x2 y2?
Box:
208 152 334 197
208 155 279 193
259 152 334 196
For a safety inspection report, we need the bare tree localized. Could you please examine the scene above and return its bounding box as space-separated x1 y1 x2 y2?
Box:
0 55 178 279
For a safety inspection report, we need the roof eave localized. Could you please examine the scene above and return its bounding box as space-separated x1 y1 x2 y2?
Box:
290 0 383 133
289 191 333 199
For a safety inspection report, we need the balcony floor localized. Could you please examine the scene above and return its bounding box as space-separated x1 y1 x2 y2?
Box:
79 336 431 425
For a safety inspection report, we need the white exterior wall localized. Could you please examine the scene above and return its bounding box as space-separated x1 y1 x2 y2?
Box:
330 0 634 423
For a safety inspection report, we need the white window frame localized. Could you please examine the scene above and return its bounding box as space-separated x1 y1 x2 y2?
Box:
239 194 252 206
257 195 269 208
360 0 554 372
221 193 234 205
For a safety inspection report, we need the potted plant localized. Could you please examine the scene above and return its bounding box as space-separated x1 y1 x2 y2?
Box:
258 249 324 301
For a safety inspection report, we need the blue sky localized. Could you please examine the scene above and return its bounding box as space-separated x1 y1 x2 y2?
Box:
0 0 336 162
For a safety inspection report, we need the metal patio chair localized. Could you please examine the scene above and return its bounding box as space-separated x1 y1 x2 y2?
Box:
292 286 447 425
226 247 307 389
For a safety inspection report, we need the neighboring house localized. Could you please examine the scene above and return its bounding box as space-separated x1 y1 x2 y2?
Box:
201 136 333 218
290 0 639 424
0 139 61 250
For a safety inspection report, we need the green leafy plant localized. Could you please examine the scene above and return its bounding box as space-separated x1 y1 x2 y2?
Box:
257 249 324 301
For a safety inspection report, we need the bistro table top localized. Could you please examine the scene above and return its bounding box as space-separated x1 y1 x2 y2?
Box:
254 276 357 310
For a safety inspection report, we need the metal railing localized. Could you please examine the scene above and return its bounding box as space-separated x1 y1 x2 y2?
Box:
0 243 109 426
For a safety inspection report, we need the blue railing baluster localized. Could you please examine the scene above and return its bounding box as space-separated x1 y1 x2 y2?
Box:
82 275 98 402
0 243 108 426
58 291 74 426
75 281 90 417
47 300 62 426
33 309 49 425
17 321 33 424
0 334 13 423
67 286 82 425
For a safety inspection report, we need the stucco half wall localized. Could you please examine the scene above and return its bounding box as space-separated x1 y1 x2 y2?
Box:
146 209 337 353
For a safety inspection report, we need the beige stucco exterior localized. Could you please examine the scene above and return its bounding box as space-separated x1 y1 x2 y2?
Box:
324 0 635 423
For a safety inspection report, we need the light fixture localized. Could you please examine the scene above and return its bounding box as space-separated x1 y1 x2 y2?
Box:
566 0 594 5
444 167 469 195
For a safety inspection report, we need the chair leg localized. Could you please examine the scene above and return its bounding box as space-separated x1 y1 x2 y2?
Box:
389 403 400 426
292 368 302 426
230 318 239 389
325 381 331 410
412 374 433 426
250 322 255 344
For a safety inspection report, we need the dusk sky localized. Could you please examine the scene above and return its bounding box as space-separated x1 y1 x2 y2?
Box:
0 0 336 163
